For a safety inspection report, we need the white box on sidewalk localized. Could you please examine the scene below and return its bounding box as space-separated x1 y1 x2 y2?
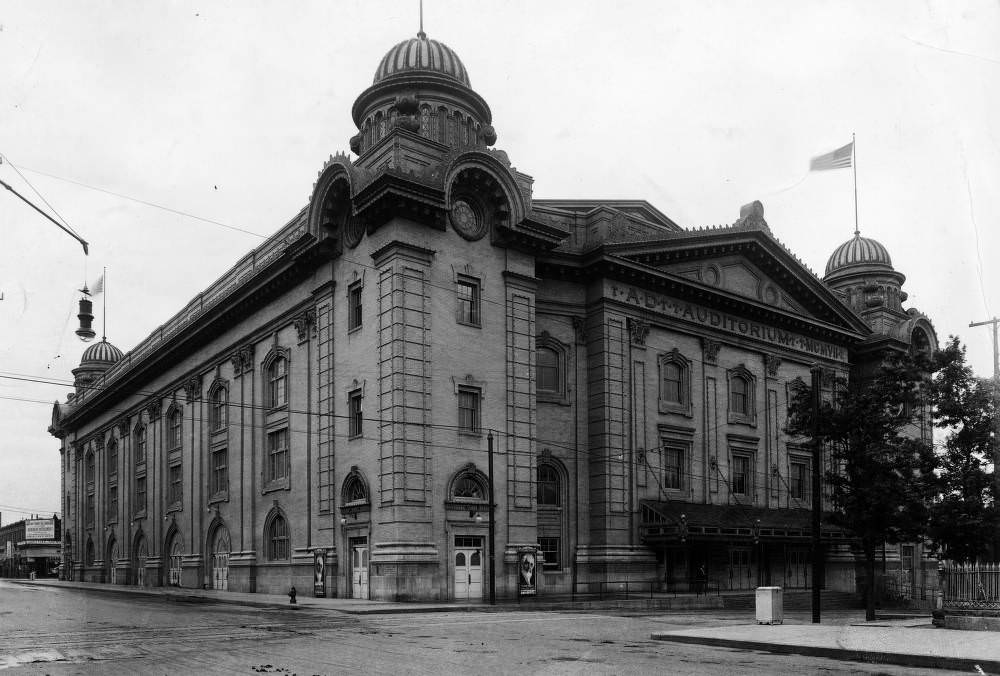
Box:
755 586 783 624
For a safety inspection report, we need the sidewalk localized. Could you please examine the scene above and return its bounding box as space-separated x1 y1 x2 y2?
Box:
6 578 722 615
652 617 1000 674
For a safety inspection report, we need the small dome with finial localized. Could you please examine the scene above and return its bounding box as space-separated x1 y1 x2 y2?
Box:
824 233 894 278
80 339 124 367
373 33 471 87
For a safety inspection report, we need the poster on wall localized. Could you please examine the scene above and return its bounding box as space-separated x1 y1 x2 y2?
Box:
313 549 326 598
518 549 536 596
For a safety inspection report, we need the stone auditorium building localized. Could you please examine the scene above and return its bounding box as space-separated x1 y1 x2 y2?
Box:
50 27 937 601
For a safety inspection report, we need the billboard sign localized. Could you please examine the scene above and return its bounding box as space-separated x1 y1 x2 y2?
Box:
25 519 55 541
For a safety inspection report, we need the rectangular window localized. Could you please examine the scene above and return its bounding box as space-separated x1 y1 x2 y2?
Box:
108 484 118 521
135 475 146 513
108 444 118 478
211 448 228 495
539 537 560 569
458 387 481 433
349 390 363 438
790 459 808 500
86 493 95 526
86 454 95 485
348 282 363 331
456 277 481 326
664 446 683 490
267 428 289 481
169 463 183 504
135 430 146 465
732 455 751 496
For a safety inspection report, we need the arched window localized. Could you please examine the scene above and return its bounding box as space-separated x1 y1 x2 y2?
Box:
268 514 290 561
107 439 118 478
342 471 369 505
85 451 95 484
658 350 692 414
536 347 559 393
267 356 288 409
662 362 682 403
537 464 561 507
168 408 182 449
85 537 95 566
210 385 228 432
451 468 488 502
134 425 147 465
727 366 757 424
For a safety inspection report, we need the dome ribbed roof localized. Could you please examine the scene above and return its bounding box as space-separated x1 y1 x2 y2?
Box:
80 340 124 365
373 34 470 86
825 234 893 276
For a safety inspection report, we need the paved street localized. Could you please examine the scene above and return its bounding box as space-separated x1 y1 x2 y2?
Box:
0 581 969 675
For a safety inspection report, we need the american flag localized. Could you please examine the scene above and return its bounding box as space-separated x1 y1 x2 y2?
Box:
810 141 853 171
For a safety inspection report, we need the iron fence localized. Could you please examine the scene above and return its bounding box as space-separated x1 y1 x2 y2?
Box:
941 562 1000 611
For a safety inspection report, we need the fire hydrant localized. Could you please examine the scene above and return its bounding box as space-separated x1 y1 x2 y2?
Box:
288 586 297 605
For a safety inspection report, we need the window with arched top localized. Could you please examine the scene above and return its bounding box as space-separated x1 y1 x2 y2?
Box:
658 350 692 415
537 463 561 507
267 355 288 409
536 333 569 404
134 425 147 465
267 513 290 561
168 407 182 450
727 367 757 425
209 384 228 432
450 468 488 502
85 451 95 485
342 472 369 505
107 439 118 479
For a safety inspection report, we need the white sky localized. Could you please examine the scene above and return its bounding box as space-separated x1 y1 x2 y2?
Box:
1 0 997 526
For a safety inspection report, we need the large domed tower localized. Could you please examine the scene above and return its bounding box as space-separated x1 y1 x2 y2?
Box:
71 339 124 396
349 30 497 156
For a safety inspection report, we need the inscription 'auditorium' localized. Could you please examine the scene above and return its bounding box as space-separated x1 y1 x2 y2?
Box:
609 283 847 362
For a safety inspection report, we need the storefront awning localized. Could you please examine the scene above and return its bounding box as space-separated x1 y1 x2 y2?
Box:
639 500 850 543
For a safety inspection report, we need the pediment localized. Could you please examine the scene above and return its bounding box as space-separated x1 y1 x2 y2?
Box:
668 256 814 318
605 229 870 335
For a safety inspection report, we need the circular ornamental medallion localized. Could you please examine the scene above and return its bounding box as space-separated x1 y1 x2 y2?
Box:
450 199 486 241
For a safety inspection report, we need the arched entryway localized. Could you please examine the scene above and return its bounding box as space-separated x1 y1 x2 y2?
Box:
106 537 118 584
209 524 230 591
165 530 183 587
132 533 148 587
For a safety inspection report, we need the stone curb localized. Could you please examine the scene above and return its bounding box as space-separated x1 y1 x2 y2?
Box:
650 632 1000 674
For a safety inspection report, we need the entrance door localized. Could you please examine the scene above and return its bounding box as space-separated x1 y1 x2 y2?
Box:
107 541 118 585
785 547 809 589
729 548 753 590
454 536 483 601
350 537 369 599
133 537 147 587
168 539 183 587
900 545 915 600
211 527 230 591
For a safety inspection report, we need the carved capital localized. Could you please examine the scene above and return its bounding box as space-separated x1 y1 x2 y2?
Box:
572 316 587 346
294 308 317 343
821 368 836 389
628 317 650 346
117 417 131 437
146 397 162 422
230 343 256 376
701 338 722 366
764 354 782 378
184 375 202 403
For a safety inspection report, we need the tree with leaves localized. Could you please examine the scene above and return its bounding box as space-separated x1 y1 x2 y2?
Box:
786 350 939 621
928 336 998 563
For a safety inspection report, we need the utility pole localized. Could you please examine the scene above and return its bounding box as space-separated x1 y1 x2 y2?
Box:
969 318 1000 557
810 366 823 624
487 430 496 605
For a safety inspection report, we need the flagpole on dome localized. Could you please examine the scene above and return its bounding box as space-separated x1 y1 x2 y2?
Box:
418 0 425 39
852 132 859 237
102 266 107 342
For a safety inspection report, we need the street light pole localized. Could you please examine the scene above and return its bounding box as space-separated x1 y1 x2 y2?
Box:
810 366 823 624
487 430 496 605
